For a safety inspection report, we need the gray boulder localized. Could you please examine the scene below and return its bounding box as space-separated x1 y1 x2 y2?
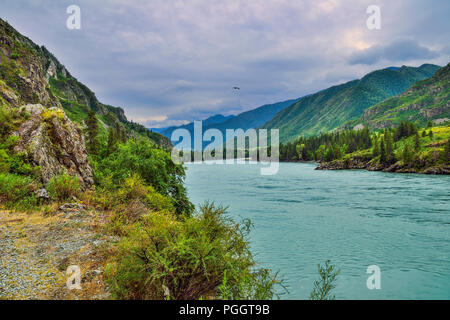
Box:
13 104 94 189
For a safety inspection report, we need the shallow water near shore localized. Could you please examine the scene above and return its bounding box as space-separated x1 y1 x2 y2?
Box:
185 162 450 299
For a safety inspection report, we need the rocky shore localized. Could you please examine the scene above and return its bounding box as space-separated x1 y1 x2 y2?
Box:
315 158 450 175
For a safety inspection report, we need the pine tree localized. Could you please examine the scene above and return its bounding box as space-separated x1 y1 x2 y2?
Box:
114 122 127 143
372 137 379 158
85 110 99 155
414 131 420 152
422 130 427 138
444 139 450 164
380 139 386 164
385 131 394 164
107 126 117 154
429 129 434 140
402 145 412 164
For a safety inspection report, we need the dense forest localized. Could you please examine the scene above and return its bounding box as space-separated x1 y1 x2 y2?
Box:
280 121 450 173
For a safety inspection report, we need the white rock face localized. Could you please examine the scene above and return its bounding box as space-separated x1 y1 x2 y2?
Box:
13 104 94 189
46 60 58 80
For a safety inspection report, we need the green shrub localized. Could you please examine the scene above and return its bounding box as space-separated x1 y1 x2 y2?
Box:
0 173 37 209
106 175 175 228
0 149 10 173
95 138 193 215
310 260 340 300
106 203 279 300
10 50 19 60
0 106 13 137
46 173 80 201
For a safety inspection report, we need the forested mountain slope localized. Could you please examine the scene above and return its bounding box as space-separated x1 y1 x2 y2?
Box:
263 64 440 142
353 63 449 129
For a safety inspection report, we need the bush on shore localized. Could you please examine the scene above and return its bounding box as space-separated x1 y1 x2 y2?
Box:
105 203 279 300
0 173 37 209
46 173 80 201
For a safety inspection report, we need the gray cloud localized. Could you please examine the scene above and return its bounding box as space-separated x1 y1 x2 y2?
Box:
0 0 449 127
349 39 439 65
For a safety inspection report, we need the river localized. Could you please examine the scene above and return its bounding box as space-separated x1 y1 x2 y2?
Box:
185 162 450 299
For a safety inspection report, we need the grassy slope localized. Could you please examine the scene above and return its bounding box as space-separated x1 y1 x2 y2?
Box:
263 65 440 143
358 63 450 128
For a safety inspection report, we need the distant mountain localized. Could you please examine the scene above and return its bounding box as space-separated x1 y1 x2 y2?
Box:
203 114 236 126
355 63 449 129
159 98 299 146
263 64 441 142
156 114 235 138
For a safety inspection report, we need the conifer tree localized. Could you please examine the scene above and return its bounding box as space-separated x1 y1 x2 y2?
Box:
85 110 99 155
372 137 379 158
402 145 412 165
380 139 386 164
414 131 420 151
107 126 117 154
445 139 450 164
385 131 394 164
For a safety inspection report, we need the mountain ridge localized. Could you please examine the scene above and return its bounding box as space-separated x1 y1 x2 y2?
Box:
352 63 450 129
263 64 441 143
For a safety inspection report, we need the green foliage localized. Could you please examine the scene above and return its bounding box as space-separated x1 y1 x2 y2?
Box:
106 203 279 300
281 121 449 172
393 121 417 142
0 106 13 136
84 110 100 155
46 173 80 201
94 138 193 215
414 132 420 151
10 49 19 60
402 144 413 164
0 173 37 209
280 127 372 162
310 260 340 300
379 139 386 164
105 122 127 155
444 139 450 163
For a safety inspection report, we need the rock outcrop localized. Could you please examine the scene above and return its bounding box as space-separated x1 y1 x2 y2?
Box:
12 104 94 188
316 158 450 175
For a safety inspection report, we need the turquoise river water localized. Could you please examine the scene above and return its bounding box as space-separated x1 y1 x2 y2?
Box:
185 162 450 299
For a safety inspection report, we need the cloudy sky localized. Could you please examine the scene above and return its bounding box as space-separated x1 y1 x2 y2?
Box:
1 0 449 127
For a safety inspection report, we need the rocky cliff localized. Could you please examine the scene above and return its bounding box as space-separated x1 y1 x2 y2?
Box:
12 104 93 188
0 20 93 188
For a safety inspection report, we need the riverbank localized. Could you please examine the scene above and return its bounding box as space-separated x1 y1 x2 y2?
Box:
315 158 450 174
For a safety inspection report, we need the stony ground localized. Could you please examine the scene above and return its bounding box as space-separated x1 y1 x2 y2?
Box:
0 206 116 300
